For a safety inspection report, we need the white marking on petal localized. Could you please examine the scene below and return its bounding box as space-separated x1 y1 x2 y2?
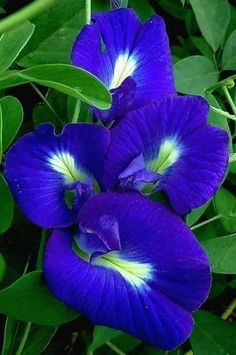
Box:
95 251 153 288
147 138 182 174
48 151 87 183
109 53 137 89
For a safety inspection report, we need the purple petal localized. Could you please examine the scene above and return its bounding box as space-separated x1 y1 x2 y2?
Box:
103 96 229 214
72 9 175 122
44 192 211 350
4 123 110 228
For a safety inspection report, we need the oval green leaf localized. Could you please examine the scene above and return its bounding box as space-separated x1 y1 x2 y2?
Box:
0 271 78 326
191 311 236 354
174 55 219 94
0 96 23 152
214 188 236 233
222 29 236 70
189 0 230 51
0 21 35 73
201 235 236 274
0 174 13 234
0 64 112 110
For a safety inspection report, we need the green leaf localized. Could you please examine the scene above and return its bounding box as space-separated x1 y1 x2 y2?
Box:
0 21 34 73
18 0 109 67
129 0 154 21
19 325 57 355
0 64 111 110
174 55 219 94
0 103 2 163
208 274 228 299
186 202 209 227
229 278 236 288
189 0 230 51
1 318 57 355
0 96 23 152
0 254 6 282
0 271 78 326
111 333 141 352
214 188 236 233
204 90 232 151
230 145 236 174
159 0 189 20
201 235 236 274
222 29 236 70
1 317 18 355
225 4 236 40
0 174 13 234
191 311 236 354
190 36 213 60
89 326 122 351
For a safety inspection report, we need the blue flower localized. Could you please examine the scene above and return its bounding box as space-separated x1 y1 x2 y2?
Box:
103 96 229 215
4 122 212 350
4 123 110 228
44 192 211 350
71 8 175 122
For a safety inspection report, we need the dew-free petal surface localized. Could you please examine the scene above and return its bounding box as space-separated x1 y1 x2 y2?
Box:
44 192 211 350
103 96 229 214
4 123 110 228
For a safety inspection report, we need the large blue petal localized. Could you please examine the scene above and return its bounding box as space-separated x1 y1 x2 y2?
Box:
4 123 110 228
44 192 211 350
72 9 175 121
103 96 229 214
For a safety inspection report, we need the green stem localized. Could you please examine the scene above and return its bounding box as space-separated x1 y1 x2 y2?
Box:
191 214 223 231
0 0 60 33
229 153 236 163
71 99 81 123
15 321 32 355
210 106 236 121
222 85 236 116
85 0 91 25
30 83 60 120
106 341 126 355
221 298 236 320
36 229 47 270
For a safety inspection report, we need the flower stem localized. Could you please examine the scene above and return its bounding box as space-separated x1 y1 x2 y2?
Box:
222 85 236 116
210 106 236 121
106 341 126 355
0 0 60 33
190 214 223 231
71 99 81 123
221 298 236 320
36 229 48 270
30 83 60 120
85 0 91 25
15 321 31 355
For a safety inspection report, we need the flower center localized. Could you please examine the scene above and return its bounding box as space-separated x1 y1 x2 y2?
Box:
109 53 137 89
74 214 153 287
147 138 182 174
48 151 87 183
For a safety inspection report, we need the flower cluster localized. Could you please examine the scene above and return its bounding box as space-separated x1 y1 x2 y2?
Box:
4 8 229 351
